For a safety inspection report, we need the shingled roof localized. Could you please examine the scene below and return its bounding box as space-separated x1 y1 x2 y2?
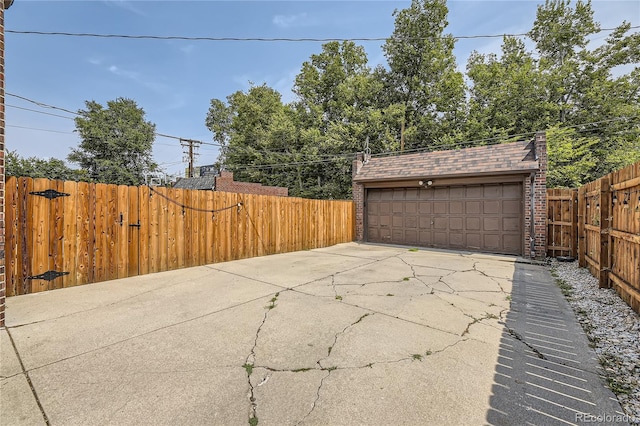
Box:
354 140 539 182
173 176 216 190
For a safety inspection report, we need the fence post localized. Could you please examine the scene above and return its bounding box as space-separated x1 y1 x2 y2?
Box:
577 186 586 268
599 176 611 288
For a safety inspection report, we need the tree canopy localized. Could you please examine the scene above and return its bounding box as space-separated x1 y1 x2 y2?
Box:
206 0 638 195
68 97 157 185
6 150 87 181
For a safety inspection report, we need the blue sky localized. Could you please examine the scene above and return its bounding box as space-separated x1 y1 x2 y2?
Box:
5 0 639 178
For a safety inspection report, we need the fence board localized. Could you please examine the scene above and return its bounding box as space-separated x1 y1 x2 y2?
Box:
5 178 355 297
571 160 640 314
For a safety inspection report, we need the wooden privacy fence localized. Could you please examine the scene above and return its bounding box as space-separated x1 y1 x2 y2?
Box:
546 188 578 258
5 177 355 297
578 161 640 313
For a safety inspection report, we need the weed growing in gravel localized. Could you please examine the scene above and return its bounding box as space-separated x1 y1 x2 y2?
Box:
555 277 573 297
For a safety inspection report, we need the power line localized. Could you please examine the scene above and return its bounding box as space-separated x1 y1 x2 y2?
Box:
6 124 75 134
7 104 76 120
6 92 79 115
6 25 638 42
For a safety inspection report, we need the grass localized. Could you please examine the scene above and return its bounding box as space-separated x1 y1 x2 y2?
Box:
555 277 574 297
411 353 423 361
425 350 432 356
292 367 312 373
249 416 258 426
335 295 343 301
266 292 280 309
243 363 254 376
386 293 394 297
402 277 410 281
408 248 419 252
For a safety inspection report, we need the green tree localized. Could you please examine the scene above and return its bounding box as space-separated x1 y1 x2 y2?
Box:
68 98 157 185
6 150 88 181
529 0 640 184
465 37 550 142
381 0 465 149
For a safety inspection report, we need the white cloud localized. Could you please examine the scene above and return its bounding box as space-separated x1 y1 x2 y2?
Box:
102 0 146 16
272 13 315 29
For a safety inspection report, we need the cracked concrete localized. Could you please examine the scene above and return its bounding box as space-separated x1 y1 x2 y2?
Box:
1 243 622 425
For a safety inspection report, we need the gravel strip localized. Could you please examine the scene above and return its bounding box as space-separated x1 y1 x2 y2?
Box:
550 260 640 424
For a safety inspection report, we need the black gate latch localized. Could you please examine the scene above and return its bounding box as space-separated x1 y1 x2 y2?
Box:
27 270 70 281
30 189 70 200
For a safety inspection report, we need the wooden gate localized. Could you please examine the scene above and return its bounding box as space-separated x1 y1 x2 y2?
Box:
546 188 578 258
5 178 142 296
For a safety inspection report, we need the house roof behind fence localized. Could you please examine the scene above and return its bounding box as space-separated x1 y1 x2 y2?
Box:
173 176 216 190
354 140 539 182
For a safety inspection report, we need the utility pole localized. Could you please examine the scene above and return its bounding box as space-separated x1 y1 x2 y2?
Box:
180 139 201 177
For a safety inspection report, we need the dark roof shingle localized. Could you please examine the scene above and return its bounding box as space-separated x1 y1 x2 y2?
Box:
173 176 216 190
354 140 539 182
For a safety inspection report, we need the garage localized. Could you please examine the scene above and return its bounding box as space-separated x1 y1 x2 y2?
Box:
366 183 523 255
352 135 548 259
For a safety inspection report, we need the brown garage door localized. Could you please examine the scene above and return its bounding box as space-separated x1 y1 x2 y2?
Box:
366 183 523 255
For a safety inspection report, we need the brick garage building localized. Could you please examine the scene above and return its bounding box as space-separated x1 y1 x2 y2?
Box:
352 133 547 259
174 171 288 197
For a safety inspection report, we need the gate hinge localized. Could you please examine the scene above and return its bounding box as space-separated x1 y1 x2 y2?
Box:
27 270 70 281
30 189 70 200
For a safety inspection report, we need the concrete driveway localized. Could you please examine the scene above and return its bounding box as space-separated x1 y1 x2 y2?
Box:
1 243 624 425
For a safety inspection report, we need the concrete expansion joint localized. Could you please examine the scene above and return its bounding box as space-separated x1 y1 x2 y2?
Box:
5 327 51 425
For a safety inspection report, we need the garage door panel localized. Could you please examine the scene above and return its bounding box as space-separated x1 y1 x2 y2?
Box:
450 201 463 214
484 201 499 214
450 233 464 247
405 216 418 228
366 183 522 255
484 217 500 231
434 202 447 214
503 183 522 198
466 233 481 249
405 230 418 244
503 217 520 232
450 217 463 230
419 216 432 228
433 217 448 229
503 235 521 253
466 217 481 230
419 202 432 214
503 200 520 214
466 201 481 214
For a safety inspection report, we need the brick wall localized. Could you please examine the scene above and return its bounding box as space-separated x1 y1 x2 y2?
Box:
0 3 6 327
532 132 548 259
215 171 288 197
352 153 364 241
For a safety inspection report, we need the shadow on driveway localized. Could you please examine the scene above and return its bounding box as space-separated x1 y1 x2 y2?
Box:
486 263 626 425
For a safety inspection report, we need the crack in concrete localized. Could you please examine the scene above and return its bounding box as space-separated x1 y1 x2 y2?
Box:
461 313 500 337
244 292 281 425
504 327 547 360
296 370 331 426
471 261 510 294
318 313 372 369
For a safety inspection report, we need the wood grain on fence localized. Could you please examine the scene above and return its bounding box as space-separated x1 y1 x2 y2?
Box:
5 177 355 297
577 161 640 313
546 188 578 258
